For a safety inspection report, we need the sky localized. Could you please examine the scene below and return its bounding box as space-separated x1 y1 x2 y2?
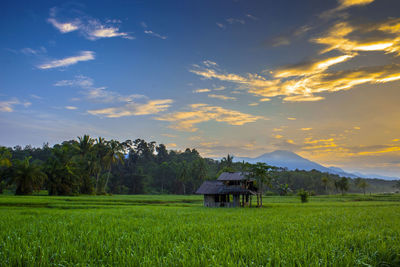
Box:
1 0 400 176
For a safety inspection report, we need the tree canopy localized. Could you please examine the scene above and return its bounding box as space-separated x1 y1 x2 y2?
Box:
0 136 395 195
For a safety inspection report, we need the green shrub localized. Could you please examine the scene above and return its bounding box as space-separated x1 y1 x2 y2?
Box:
298 189 309 203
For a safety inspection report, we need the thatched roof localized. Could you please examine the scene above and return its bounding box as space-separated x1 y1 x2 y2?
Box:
217 172 249 181
195 181 224 194
195 180 255 195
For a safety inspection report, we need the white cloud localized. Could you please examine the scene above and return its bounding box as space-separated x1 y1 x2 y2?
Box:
226 18 245 25
65 106 78 110
203 60 218 67
144 30 167 40
20 47 47 55
38 51 95 69
246 14 259 21
47 8 133 40
54 75 147 104
84 19 134 40
91 26 130 39
30 94 43 100
0 98 31 112
216 23 226 29
54 75 94 88
47 17 80 33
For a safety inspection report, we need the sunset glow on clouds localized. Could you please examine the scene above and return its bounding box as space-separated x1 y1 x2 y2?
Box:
1 0 400 176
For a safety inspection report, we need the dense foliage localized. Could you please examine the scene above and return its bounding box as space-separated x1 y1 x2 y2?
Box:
0 135 396 195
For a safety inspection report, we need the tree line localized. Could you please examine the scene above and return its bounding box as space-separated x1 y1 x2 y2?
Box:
0 135 396 195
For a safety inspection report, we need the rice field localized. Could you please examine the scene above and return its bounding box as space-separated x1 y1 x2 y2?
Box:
0 194 400 266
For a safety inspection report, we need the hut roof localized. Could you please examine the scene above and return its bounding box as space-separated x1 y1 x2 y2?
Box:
195 181 224 194
219 186 256 195
195 180 255 195
217 172 249 181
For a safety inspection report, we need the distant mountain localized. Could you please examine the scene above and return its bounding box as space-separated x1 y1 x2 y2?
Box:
232 150 398 180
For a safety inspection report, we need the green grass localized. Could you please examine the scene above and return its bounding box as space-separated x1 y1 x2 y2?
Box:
0 194 399 266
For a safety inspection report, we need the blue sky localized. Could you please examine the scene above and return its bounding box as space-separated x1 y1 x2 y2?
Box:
1 0 400 176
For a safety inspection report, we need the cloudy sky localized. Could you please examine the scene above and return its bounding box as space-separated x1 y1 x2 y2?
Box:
1 0 400 176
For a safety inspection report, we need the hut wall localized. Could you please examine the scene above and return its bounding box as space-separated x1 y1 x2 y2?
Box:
204 195 216 207
232 194 240 207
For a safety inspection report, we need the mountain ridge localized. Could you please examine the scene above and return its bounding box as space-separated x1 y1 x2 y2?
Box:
231 150 398 180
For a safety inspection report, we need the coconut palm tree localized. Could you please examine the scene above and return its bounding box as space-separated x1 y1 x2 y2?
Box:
75 135 95 194
102 140 124 193
221 154 234 168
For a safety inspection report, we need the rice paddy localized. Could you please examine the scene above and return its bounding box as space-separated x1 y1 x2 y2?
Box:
0 194 399 266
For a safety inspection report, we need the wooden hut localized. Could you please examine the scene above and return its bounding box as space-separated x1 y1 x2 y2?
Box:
195 172 256 207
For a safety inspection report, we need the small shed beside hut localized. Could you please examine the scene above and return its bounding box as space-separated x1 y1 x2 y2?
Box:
195 172 256 207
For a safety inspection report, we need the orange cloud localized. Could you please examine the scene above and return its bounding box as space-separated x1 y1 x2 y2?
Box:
156 103 267 132
88 99 173 118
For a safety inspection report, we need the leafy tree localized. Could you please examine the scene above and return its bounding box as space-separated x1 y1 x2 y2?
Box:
178 162 189 195
355 178 369 195
13 157 46 195
155 162 173 193
0 147 12 193
246 162 275 207
393 180 400 191
277 183 291 196
336 177 349 195
321 176 329 194
45 143 81 195
156 144 169 163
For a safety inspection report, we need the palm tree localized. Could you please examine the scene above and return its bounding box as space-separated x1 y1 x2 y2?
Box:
76 135 94 159
75 135 95 194
93 137 107 193
102 140 124 193
13 157 46 195
221 154 234 168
